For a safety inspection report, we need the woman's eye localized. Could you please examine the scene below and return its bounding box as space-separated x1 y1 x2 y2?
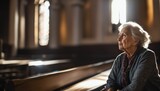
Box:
122 34 127 37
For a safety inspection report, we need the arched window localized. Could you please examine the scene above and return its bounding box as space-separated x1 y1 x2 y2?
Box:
111 0 126 24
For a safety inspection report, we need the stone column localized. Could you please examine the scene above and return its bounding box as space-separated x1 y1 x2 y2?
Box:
8 0 19 56
94 0 103 43
18 0 26 49
48 0 61 48
127 0 148 29
147 0 160 42
64 0 84 45
94 0 112 43
159 0 160 13
0 39 2 59
25 0 38 48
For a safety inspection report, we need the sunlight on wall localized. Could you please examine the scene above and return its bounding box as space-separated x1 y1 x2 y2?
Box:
147 0 154 27
29 60 70 66
111 0 126 24
60 11 67 45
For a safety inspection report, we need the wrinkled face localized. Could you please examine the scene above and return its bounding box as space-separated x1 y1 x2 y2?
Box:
117 28 137 51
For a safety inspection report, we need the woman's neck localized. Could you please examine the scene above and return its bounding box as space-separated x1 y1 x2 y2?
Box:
124 46 137 59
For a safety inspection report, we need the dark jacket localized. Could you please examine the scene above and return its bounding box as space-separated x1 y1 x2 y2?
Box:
105 47 160 91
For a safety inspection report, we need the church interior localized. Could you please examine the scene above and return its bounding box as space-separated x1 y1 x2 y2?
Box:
0 0 160 91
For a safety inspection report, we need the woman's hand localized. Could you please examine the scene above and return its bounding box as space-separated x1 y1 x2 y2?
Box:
101 87 117 91
107 88 115 91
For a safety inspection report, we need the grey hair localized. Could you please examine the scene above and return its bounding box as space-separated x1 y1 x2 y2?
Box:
118 21 151 48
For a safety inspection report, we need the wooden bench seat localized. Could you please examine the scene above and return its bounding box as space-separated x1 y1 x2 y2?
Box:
62 69 111 91
7 60 113 91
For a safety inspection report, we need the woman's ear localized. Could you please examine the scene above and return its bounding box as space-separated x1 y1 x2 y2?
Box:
132 37 139 46
134 39 139 46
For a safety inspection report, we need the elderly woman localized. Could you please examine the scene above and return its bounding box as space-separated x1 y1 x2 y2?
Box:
102 22 160 91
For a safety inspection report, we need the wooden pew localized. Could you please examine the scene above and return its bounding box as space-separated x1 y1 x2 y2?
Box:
7 60 113 91
62 69 111 91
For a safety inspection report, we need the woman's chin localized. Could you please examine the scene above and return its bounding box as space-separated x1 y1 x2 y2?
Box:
119 47 124 51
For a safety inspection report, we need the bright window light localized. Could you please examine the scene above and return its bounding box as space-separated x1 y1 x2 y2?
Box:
111 0 126 24
39 1 50 46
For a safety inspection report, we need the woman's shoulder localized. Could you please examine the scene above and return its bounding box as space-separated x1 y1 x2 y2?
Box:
139 48 155 56
137 48 156 63
114 52 125 62
116 52 125 58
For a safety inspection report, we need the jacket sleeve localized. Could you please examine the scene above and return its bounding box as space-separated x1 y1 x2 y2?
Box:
105 55 121 89
120 51 156 91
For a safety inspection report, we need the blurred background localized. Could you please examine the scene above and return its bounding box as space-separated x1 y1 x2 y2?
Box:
0 0 160 91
